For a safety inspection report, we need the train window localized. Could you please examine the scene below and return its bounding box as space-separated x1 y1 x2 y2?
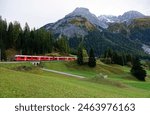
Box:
27 57 31 59
33 57 38 59
60 58 65 60
50 58 53 60
68 58 71 60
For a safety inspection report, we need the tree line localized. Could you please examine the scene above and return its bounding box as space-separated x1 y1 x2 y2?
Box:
0 17 70 60
102 48 147 81
101 48 133 66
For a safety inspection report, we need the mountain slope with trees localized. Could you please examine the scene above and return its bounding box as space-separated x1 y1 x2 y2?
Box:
42 8 150 58
0 16 73 61
1 8 150 60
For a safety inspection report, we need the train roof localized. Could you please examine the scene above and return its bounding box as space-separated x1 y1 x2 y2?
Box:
15 55 77 58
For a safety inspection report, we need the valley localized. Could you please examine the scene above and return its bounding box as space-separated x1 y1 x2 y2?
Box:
0 7 150 98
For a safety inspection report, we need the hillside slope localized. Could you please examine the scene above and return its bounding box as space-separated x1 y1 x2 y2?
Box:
107 17 150 55
0 62 150 97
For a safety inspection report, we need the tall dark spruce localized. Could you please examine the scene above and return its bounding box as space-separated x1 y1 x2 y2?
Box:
88 48 96 67
130 57 147 81
77 47 83 65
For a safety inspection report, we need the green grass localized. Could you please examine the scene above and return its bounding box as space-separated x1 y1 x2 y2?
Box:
0 61 150 97
41 60 125 78
41 61 97 77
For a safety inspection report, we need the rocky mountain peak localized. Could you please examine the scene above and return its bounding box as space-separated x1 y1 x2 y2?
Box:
66 7 92 17
73 7 90 14
65 7 105 27
122 11 145 17
98 10 146 27
119 10 145 22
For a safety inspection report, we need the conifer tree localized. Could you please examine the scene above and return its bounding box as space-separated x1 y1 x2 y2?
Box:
77 47 83 65
88 48 96 67
57 36 70 54
7 22 14 48
131 57 147 81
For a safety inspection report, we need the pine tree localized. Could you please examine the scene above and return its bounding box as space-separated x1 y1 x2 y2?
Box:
7 22 15 48
0 39 6 60
77 47 83 65
88 48 96 67
131 57 147 81
13 21 22 48
107 48 113 58
57 37 70 54
22 23 30 54
0 17 7 60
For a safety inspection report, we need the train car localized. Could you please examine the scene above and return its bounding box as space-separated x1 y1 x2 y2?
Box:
15 55 27 61
15 55 77 61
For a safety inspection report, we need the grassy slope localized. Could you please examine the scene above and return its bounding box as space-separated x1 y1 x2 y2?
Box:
0 61 150 97
42 61 150 94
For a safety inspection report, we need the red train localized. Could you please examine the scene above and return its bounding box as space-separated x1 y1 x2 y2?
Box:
15 55 77 61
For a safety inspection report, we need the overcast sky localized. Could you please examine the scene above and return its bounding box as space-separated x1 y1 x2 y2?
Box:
0 0 150 29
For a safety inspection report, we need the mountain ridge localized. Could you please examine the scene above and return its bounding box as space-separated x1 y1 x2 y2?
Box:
98 10 146 28
42 7 150 57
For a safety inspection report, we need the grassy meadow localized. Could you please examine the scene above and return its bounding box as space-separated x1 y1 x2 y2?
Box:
0 61 150 97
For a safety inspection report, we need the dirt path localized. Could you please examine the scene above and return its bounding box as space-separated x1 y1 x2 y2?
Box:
0 61 85 79
41 68 85 79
